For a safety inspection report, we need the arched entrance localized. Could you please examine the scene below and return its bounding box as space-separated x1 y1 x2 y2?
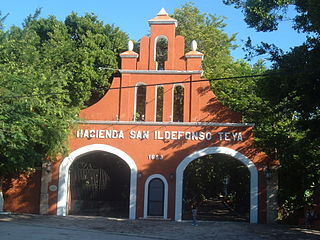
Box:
175 147 258 223
182 154 250 221
69 151 130 217
57 144 137 219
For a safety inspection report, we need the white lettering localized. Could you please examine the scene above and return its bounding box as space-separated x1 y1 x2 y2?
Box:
237 132 243 141
191 132 198 140
142 131 149 139
185 132 191 140
98 130 104 138
119 130 124 139
217 132 243 141
199 132 205 141
164 131 171 139
129 130 148 139
171 131 177 140
205 132 212 140
178 131 184 139
83 130 89 138
105 130 112 138
111 130 117 138
75 129 243 142
218 132 224 140
225 132 231 141
155 131 163 140
76 130 83 138
136 131 142 139
129 130 136 139
89 130 95 138
148 154 164 160
232 132 238 141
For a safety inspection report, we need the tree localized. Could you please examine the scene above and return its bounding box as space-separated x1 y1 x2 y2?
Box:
223 0 320 34
172 3 266 117
63 12 128 106
25 12 129 106
0 11 128 196
222 0 320 220
173 3 237 78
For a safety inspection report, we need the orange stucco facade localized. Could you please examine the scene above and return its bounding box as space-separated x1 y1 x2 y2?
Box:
3 9 277 223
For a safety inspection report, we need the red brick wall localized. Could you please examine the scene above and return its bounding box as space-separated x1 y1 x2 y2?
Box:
3 170 41 214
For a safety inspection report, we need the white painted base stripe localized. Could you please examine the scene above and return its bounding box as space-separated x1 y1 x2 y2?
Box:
77 120 254 127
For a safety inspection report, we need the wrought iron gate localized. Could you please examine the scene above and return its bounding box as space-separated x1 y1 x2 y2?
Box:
71 167 110 201
69 156 130 218
69 161 110 215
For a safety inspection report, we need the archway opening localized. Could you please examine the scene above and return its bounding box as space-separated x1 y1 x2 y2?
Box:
155 36 168 70
155 86 164 122
135 84 146 121
68 151 130 218
173 85 184 122
182 154 250 222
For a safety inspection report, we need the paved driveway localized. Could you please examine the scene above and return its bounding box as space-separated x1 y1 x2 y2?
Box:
0 214 319 240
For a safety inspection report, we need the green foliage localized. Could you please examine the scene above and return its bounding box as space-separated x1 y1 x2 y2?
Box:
255 40 320 212
172 3 267 122
0 10 128 178
0 27 77 177
0 11 8 31
223 0 320 34
155 38 168 70
223 0 320 220
211 60 267 121
173 2 237 78
184 154 250 213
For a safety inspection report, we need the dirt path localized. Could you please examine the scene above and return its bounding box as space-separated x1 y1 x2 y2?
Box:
0 214 320 240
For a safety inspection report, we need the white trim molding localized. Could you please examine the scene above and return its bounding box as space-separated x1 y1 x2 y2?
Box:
57 144 137 219
143 174 169 219
174 147 258 223
77 120 254 127
119 70 203 75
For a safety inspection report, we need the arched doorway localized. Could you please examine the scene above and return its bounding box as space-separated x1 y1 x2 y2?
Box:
175 147 258 223
182 154 250 222
57 144 137 219
68 151 130 217
143 174 168 219
148 178 164 216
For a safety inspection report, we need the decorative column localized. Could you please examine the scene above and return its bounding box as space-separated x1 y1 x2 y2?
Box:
39 162 52 214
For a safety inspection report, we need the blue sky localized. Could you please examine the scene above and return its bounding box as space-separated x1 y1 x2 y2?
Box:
1 0 307 64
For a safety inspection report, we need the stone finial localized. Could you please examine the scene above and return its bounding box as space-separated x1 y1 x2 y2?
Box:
191 40 198 51
149 8 177 27
157 8 168 16
185 40 204 70
128 40 134 51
